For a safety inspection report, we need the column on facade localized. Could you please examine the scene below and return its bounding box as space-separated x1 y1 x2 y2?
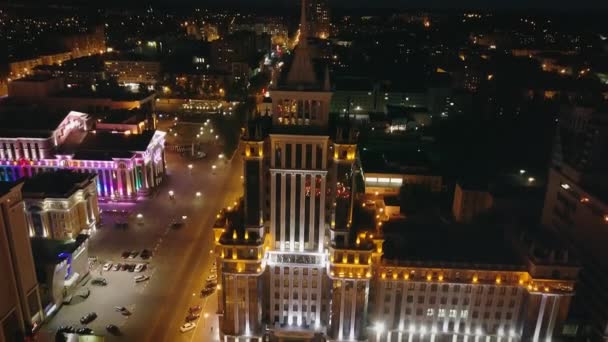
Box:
270 171 277 248
319 175 326 253
289 173 296 251
116 167 124 197
280 172 286 250
142 162 149 189
299 173 306 251
338 280 346 340
125 166 133 197
350 280 357 339
308 174 316 249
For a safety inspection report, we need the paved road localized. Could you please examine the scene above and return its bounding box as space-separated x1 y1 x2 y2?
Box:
39 127 243 341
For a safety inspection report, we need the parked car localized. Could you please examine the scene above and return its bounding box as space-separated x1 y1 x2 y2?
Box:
79 312 97 324
121 264 130 271
206 274 217 282
134 275 150 283
140 249 152 259
129 251 139 258
127 264 136 272
180 322 196 333
106 324 120 335
185 313 200 322
189 305 202 314
114 306 131 315
112 263 122 271
121 251 131 258
76 327 94 335
91 278 107 286
134 263 146 272
57 326 75 334
102 263 112 271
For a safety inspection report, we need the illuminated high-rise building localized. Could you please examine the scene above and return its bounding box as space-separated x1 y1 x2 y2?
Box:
307 0 330 39
213 2 579 341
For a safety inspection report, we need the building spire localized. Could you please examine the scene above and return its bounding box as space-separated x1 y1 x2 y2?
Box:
286 0 316 86
299 0 308 45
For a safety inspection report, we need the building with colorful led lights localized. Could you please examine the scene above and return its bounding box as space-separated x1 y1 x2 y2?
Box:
213 2 580 341
0 108 166 201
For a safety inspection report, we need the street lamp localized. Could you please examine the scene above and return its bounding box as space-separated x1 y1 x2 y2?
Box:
196 191 202 197
215 135 219 140
168 190 175 200
136 213 144 219
188 164 193 174
218 154 225 159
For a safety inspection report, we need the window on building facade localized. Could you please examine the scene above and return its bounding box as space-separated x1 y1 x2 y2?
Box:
427 308 434 316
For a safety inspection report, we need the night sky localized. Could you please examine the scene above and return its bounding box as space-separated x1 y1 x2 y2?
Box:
14 0 608 10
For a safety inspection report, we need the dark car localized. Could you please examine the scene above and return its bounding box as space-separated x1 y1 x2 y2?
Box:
91 277 108 286
121 251 131 258
201 288 214 297
189 305 201 314
121 263 130 271
140 249 152 259
57 325 75 334
129 251 139 258
80 312 97 324
127 264 136 272
76 327 94 335
185 313 200 322
112 263 122 271
106 324 120 335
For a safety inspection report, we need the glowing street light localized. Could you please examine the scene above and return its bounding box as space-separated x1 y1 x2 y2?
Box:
218 154 225 159
188 164 193 173
374 322 385 340
196 191 202 197
215 135 219 140
212 165 217 170
136 213 144 219
168 190 175 199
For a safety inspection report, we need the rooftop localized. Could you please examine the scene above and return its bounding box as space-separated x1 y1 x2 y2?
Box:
382 221 524 269
75 130 157 156
0 181 19 197
22 170 95 198
360 144 438 175
11 74 58 82
0 108 70 138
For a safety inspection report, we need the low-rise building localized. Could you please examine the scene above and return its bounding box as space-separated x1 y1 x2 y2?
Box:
22 171 100 240
0 108 166 200
104 56 161 85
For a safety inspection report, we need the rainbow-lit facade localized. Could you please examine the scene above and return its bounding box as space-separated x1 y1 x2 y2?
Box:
0 110 166 200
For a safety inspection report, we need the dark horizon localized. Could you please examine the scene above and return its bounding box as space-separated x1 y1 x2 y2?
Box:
4 0 608 11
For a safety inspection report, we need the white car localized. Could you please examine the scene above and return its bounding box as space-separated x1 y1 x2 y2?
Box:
207 274 217 282
180 322 196 333
102 263 112 271
134 275 150 283
134 264 146 272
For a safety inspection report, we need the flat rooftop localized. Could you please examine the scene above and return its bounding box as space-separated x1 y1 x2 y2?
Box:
0 108 69 138
99 109 146 124
382 221 524 269
0 181 19 197
12 74 58 82
361 144 438 175
55 85 154 102
80 130 156 151
22 170 95 198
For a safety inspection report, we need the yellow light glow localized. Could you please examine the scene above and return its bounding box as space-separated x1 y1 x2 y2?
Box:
472 275 478 283
244 230 249 240
496 277 501 284
404 274 409 280
438 275 444 281
426 274 432 281
233 230 237 239
381 273 386 279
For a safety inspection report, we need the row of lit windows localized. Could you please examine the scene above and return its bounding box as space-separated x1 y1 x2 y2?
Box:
385 282 520 296
395 294 517 307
